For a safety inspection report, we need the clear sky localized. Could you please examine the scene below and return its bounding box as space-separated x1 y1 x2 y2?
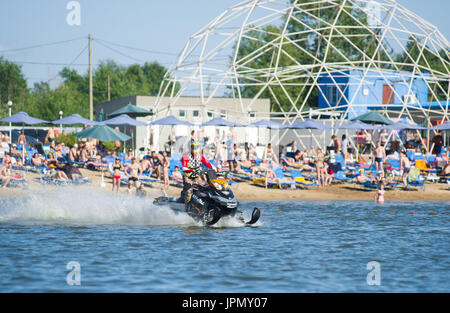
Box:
0 0 449 89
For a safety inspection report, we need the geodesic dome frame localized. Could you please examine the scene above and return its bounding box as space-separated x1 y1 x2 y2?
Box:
155 0 450 150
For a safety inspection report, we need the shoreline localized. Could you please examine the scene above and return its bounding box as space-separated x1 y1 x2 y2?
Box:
1 168 449 202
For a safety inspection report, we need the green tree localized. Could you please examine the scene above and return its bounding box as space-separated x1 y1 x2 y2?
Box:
0 57 28 116
396 35 449 101
0 56 173 121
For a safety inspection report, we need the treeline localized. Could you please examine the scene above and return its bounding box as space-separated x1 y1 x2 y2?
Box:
0 58 168 120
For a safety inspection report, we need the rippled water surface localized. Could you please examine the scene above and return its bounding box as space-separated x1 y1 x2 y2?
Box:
0 188 449 292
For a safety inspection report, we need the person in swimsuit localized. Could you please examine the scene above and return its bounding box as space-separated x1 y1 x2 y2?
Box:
316 148 326 187
373 141 386 171
0 161 12 188
400 151 411 188
45 125 56 144
263 143 278 164
151 151 164 180
375 182 385 204
162 152 170 196
17 131 27 147
139 157 152 175
112 158 123 193
126 158 142 194
331 135 341 154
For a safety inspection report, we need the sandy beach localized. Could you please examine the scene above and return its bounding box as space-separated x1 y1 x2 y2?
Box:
1 168 449 202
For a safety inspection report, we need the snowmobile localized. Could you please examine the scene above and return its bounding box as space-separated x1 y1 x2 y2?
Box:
153 169 261 226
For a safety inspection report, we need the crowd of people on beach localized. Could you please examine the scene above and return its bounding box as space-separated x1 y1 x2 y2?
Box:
1 125 449 204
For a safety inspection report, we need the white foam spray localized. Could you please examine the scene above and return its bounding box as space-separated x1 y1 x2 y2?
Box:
0 187 258 228
0 186 193 226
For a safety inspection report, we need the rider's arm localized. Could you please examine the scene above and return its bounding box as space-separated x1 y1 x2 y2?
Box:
201 156 217 171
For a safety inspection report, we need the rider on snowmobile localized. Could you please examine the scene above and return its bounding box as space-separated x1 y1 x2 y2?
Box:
181 141 215 210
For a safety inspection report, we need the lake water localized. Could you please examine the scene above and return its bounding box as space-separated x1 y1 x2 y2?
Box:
0 188 449 292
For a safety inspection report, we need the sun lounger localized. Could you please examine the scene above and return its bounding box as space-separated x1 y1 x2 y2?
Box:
0 178 27 188
265 168 295 189
333 170 351 182
386 159 402 178
288 169 317 188
407 167 425 191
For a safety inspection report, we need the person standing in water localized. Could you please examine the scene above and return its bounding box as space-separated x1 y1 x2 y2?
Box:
374 182 385 204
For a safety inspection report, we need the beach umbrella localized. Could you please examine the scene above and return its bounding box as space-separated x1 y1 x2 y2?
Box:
108 103 153 118
350 112 394 156
51 114 99 126
285 118 331 130
0 111 49 124
249 119 285 129
103 114 148 126
381 121 426 131
74 124 131 142
350 111 393 125
202 117 244 127
150 115 194 126
335 120 377 130
104 114 148 152
0 112 50 163
108 104 152 152
431 121 450 131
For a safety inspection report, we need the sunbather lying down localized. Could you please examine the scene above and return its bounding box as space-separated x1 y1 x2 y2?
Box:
282 157 314 171
355 169 372 184
47 164 69 180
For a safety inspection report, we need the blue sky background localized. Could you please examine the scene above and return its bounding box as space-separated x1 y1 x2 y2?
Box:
0 0 448 88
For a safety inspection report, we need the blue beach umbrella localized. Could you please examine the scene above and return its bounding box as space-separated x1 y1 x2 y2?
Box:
249 119 285 129
103 114 147 126
381 121 426 131
51 114 99 126
335 120 377 130
285 118 331 130
150 115 194 126
0 111 49 124
0 112 49 163
202 117 244 127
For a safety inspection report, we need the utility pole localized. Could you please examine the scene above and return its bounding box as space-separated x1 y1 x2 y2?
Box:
107 74 111 101
89 34 93 120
